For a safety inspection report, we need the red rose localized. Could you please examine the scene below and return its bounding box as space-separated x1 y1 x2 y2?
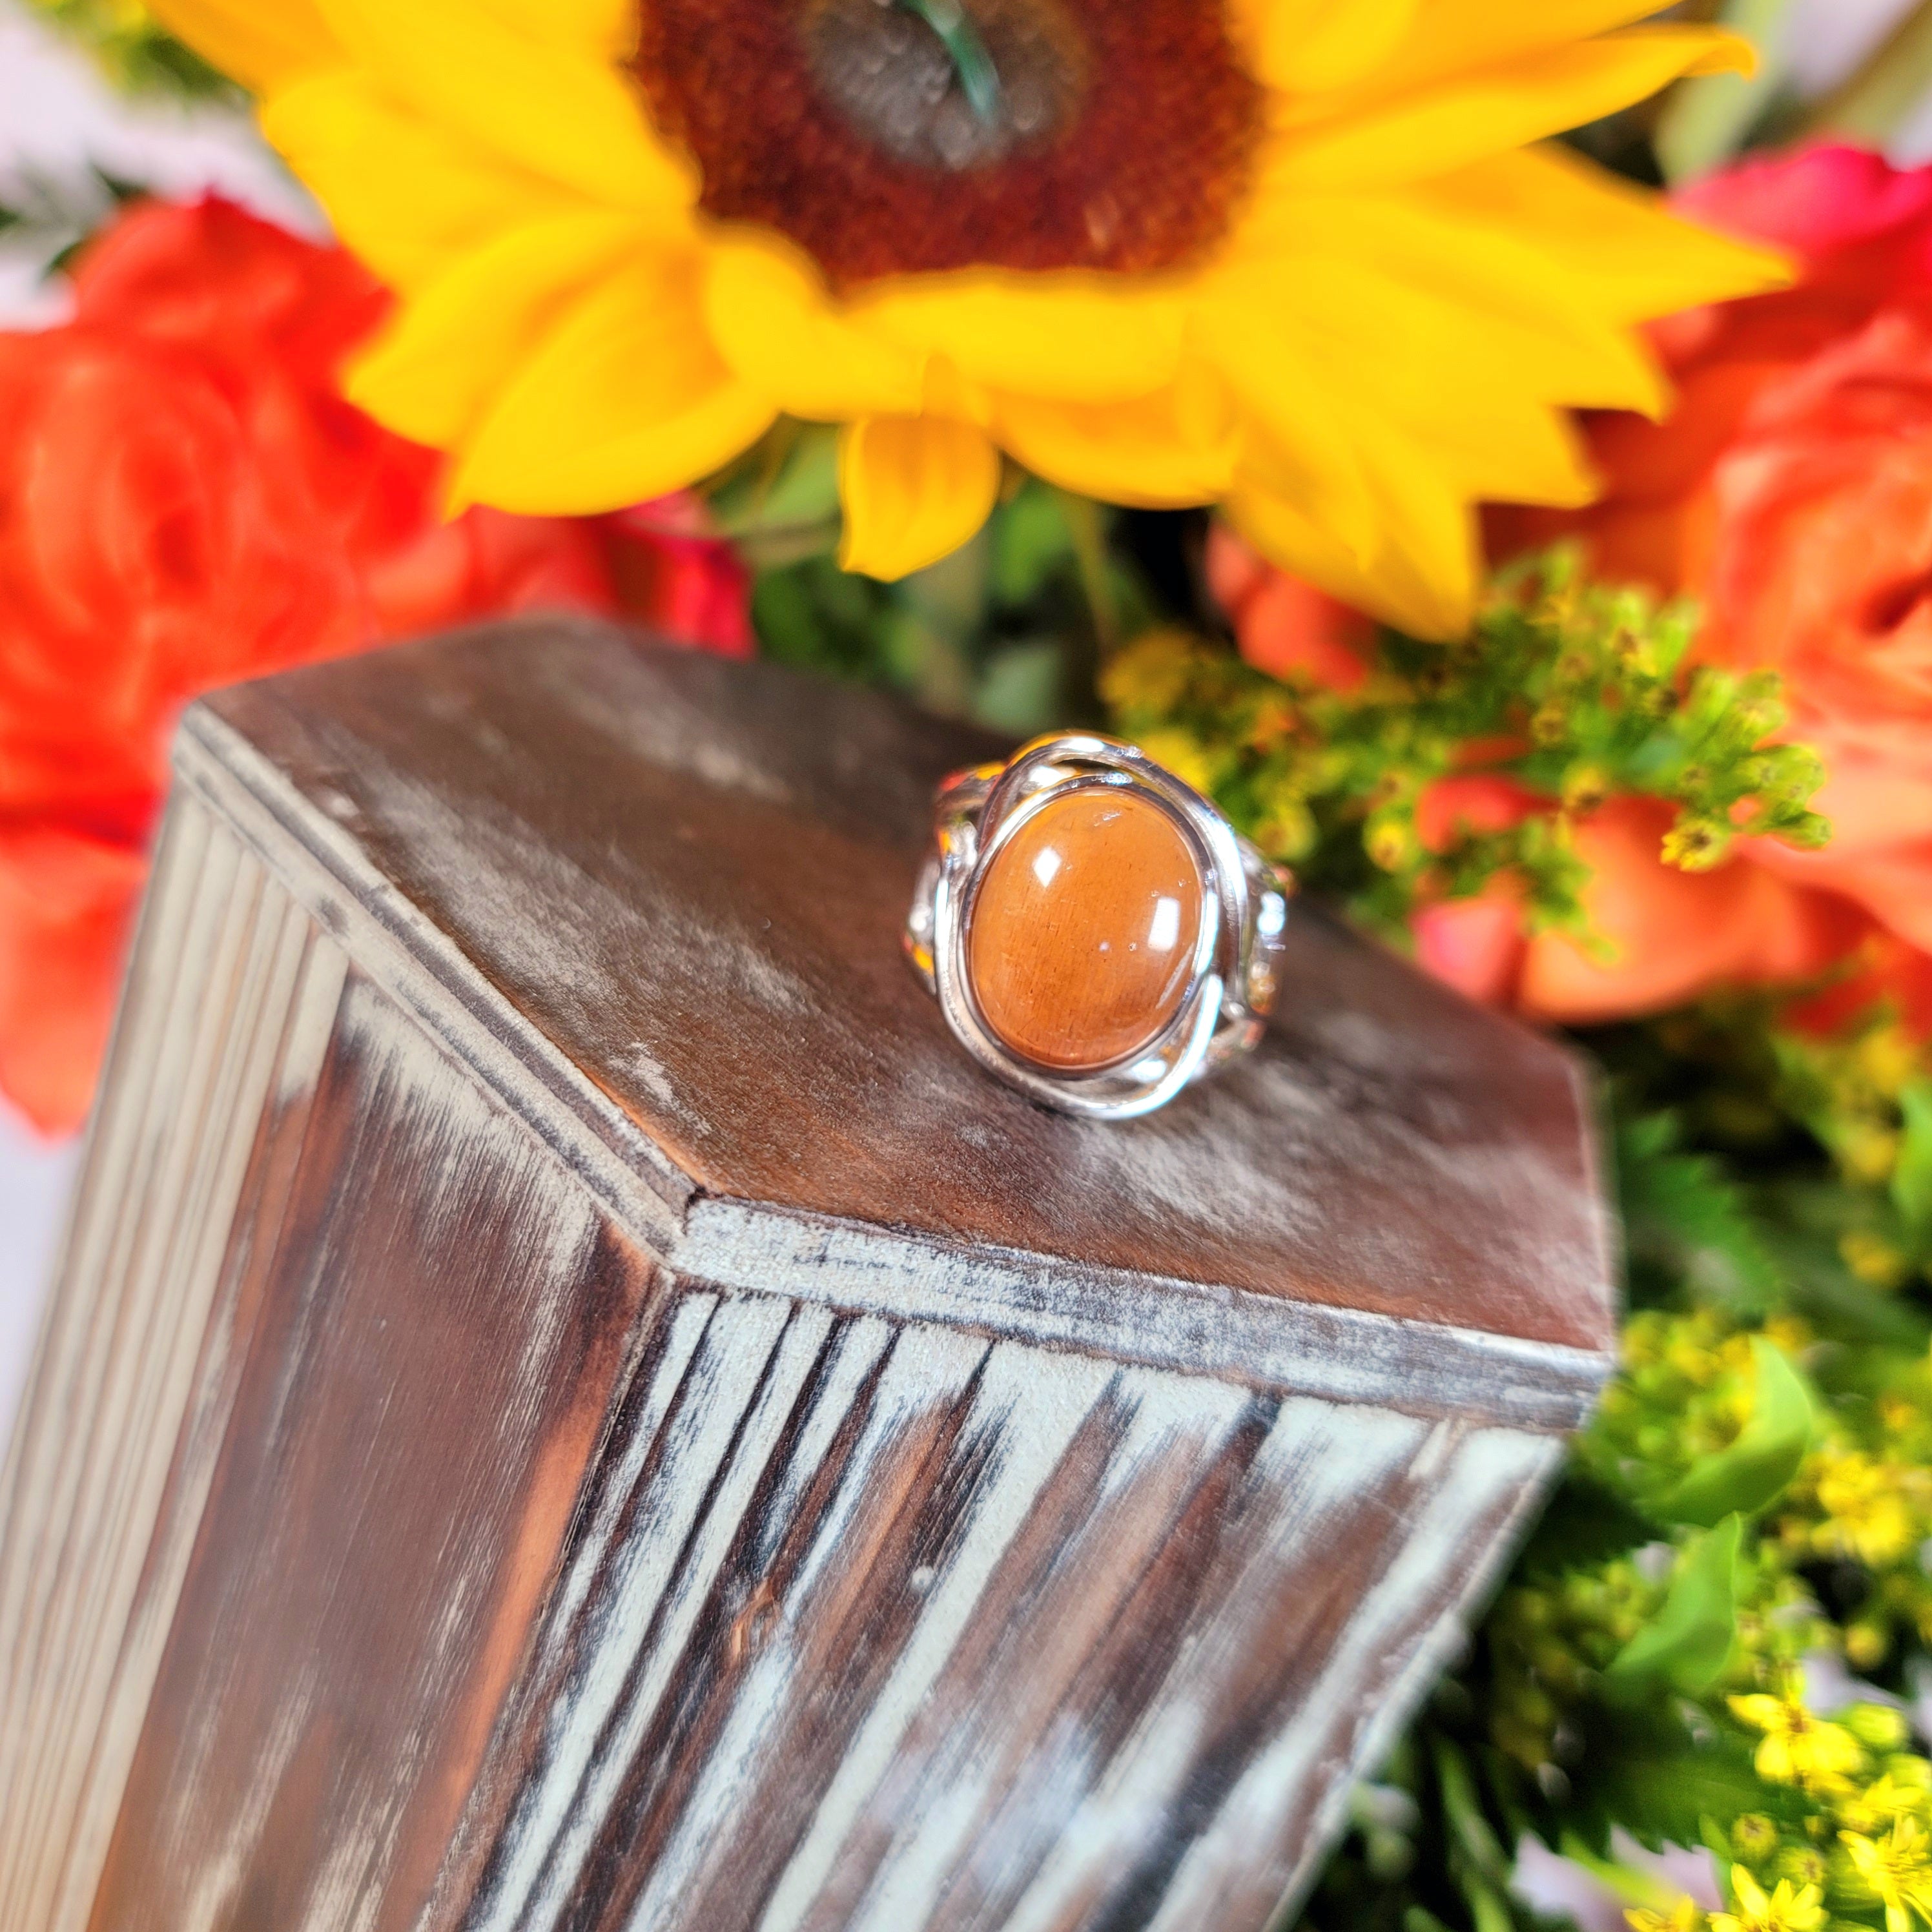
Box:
602 498 757 660
0 198 750 1135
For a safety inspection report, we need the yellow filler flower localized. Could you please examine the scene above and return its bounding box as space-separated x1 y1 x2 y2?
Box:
149 0 1785 637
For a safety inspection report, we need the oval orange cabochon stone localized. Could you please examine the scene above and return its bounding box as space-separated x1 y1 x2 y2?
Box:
967 789 1205 1073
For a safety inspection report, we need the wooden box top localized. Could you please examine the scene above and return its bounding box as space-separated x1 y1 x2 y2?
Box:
184 619 1614 1394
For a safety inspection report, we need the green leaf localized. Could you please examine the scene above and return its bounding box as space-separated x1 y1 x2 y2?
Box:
987 484 1073 608
1616 1112 1782 1314
1435 1740 1511 1886
1605 1514 1743 1698
1652 1339 1815 1527
1892 1078 1932 1235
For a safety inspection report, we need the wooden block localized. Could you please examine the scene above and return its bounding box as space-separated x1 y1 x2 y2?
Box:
0 618 1614 1932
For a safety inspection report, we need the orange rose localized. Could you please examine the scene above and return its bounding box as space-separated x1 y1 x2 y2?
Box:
1404 781 1859 1020
1207 524 1374 693
1506 144 1932 1024
0 198 748 1135
1222 147 1932 1029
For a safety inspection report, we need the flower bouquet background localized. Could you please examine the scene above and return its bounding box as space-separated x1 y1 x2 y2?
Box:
11 0 1932 1927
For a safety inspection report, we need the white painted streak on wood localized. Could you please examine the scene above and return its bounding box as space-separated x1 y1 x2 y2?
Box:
0 812 252 1931
755 1342 1118 1932
0 805 350 1932
678 1198 1605 1432
1252 1428 1567 1932
738 1313 897 1569
0 799 195 1581
544 1291 720 1652
176 711 689 1253
1148 1424 1563 1932
49 889 342 1932
842 1366 1256 1932
610 1313 899 1929
479 1293 805 1932
0 801 211 1727
1001 1398 1432 1932
0 792 198 1925
27 842 278 1880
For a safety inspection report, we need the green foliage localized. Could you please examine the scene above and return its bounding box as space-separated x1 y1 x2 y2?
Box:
1891 1082 1932 1240
1617 1111 1785 1316
1101 550 1827 950
0 165 149 287
1655 1344 1814 1529
752 472 1144 735
1605 1515 1742 1694
25 0 232 96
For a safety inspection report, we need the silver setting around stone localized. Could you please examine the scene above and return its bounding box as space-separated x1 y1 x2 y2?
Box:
905 732 1291 1119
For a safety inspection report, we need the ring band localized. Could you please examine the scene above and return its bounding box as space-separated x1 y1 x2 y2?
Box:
905 732 1291 1119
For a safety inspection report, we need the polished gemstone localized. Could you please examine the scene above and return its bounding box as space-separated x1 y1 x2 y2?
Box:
967 788 1204 1073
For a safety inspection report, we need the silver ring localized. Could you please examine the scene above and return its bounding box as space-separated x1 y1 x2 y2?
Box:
905 732 1291 1119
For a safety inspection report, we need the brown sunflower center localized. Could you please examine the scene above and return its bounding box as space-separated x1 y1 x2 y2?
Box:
630 0 1264 285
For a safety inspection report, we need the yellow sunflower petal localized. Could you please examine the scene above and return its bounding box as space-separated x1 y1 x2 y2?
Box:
1230 433 1479 641
1224 253 1608 509
145 0 336 90
850 272 1186 406
994 387 1236 508
702 233 927 420
454 260 776 515
1191 296 1388 564
313 0 692 210
1238 0 1421 93
838 418 1002 579
263 71 588 291
1232 198 1667 415
470 0 634 57
346 211 652 448
1336 0 1694 104
1264 26 1755 189
1418 143 1793 324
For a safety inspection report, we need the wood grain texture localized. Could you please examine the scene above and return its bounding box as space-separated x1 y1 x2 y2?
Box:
0 621 1617 1932
0 802 345 1932
422 1291 1563 1932
190 617 1616 1358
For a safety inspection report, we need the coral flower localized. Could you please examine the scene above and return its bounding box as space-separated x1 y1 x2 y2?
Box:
0 198 746 1136
149 0 1785 636
1478 145 1932 1027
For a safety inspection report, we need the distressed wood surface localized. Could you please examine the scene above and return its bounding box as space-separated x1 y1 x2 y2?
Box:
194 617 1616 1359
0 621 1618 1932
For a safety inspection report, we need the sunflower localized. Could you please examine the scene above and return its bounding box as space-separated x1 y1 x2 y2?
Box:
149 0 1783 637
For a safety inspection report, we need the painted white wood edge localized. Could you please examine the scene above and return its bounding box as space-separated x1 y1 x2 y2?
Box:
1259 1430 1570 1931
175 706 1613 1431
675 1202 1607 1431
175 708 690 1255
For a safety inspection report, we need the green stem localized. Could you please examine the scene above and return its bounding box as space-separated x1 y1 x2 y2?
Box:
896 0 1003 128
1054 488 1119 657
